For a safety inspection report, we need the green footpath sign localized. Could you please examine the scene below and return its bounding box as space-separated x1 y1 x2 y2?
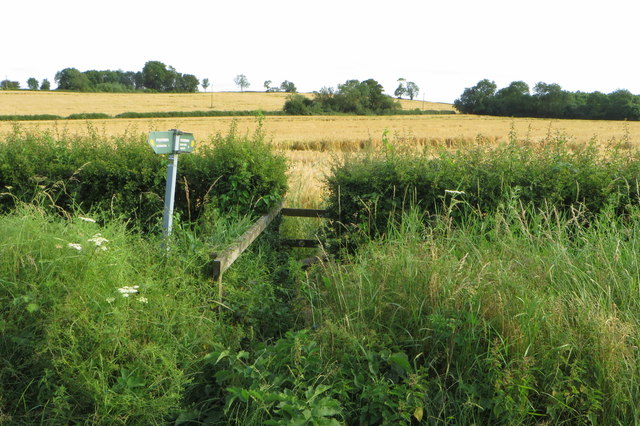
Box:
146 129 197 244
147 131 174 154
177 133 196 153
148 130 196 154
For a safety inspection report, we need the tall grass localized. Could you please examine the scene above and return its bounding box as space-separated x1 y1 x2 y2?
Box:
0 200 298 424
306 200 640 423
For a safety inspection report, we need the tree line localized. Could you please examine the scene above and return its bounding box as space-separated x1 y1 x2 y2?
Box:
53 61 200 93
455 79 640 121
1 61 199 93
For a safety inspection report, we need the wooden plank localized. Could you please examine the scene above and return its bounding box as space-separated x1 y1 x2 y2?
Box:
212 201 284 280
281 208 329 218
280 239 320 248
301 255 327 268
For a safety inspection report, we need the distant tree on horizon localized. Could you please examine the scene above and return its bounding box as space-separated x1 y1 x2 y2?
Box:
394 78 419 100
280 80 297 93
0 80 20 90
27 78 39 90
234 74 250 92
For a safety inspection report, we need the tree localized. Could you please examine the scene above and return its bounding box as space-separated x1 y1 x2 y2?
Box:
142 61 171 91
55 68 91 91
283 94 314 115
493 81 531 116
533 82 568 118
454 79 497 114
27 78 39 90
394 78 406 98
264 80 272 92
313 79 398 115
607 89 640 120
0 80 20 90
202 78 210 92
405 81 419 100
234 74 250 92
280 80 297 93
40 79 51 91
176 74 199 92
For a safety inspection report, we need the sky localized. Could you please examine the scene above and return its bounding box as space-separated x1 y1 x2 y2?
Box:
3 0 639 103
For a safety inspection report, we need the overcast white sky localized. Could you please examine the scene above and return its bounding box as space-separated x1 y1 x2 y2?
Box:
3 0 639 103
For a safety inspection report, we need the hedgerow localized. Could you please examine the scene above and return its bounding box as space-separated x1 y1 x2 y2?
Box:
324 134 640 250
0 121 287 229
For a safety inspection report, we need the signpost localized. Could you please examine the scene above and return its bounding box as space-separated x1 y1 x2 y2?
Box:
147 129 196 243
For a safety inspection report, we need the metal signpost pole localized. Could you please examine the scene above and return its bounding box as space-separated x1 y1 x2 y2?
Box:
162 129 181 241
147 128 195 249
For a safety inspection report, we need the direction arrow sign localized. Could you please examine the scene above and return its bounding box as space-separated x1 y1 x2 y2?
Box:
147 131 174 154
177 133 195 153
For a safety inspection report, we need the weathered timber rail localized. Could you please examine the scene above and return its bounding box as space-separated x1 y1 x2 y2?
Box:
211 203 329 286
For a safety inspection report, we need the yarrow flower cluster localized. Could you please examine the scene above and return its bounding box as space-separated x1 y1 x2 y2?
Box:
444 189 466 196
109 285 149 305
67 243 83 251
88 233 109 251
118 285 139 297
79 216 97 223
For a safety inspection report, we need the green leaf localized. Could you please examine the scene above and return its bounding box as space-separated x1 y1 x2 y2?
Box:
387 351 411 374
311 397 341 418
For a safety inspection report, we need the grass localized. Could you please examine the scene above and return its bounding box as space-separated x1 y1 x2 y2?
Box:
0 200 296 424
305 203 640 423
3 114 640 422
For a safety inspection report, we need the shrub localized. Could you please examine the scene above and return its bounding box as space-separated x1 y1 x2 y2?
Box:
323 135 640 250
66 113 113 119
283 94 315 115
0 122 287 229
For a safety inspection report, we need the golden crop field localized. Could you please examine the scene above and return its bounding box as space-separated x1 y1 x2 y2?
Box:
2 91 639 206
0 90 454 116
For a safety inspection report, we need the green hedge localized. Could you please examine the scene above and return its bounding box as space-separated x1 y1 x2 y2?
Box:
0 123 287 229
324 137 640 248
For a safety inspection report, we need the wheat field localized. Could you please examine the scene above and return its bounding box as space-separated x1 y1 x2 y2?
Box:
3 91 639 206
0 90 454 116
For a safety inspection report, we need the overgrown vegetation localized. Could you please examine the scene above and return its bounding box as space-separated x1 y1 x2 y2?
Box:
455 79 640 120
2 127 640 424
324 130 640 250
0 121 287 230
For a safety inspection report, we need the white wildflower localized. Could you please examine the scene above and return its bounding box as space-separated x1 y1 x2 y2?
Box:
67 243 82 251
444 189 466 196
88 234 109 247
79 217 97 223
117 286 139 297
106 297 115 303
137 297 148 304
